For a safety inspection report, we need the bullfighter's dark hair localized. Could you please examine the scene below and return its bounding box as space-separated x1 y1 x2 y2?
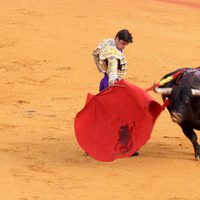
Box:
115 29 133 43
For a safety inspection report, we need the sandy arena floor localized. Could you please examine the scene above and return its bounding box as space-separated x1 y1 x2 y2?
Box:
1 0 200 199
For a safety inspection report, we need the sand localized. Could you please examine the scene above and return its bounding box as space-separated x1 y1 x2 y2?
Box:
1 0 200 199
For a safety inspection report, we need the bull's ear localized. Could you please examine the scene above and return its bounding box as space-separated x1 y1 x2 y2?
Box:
191 89 200 96
154 87 173 95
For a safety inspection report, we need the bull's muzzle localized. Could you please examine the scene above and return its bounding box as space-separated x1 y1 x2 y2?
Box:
171 112 183 124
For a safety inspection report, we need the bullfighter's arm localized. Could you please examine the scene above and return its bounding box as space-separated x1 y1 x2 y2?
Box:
107 57 118 86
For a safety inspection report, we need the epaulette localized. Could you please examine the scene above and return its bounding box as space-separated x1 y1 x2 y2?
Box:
100 46 125 60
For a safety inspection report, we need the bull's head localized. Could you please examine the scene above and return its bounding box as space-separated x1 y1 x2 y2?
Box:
154 87 200 124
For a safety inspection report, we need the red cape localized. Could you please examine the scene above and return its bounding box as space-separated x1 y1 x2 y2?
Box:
74 80 163 162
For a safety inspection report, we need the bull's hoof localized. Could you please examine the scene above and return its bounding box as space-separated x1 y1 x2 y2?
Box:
195 156 200 161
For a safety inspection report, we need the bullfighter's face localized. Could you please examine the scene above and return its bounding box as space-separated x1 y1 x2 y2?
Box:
115 37 129 50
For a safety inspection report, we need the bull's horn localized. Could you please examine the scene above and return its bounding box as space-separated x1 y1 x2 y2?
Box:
154 87 173 95
191 89 200 96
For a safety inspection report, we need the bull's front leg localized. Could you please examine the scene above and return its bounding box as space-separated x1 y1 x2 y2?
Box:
180 123 200 160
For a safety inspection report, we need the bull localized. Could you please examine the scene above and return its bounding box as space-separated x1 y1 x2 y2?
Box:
154 67 200 160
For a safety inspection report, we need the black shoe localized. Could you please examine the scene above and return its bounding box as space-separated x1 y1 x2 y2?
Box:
130 151 139 157
84 152 89 156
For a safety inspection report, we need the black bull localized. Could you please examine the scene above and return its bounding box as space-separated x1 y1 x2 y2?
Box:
154 68 200 160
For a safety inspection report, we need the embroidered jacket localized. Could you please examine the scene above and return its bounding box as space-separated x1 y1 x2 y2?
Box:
92 39 127 85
